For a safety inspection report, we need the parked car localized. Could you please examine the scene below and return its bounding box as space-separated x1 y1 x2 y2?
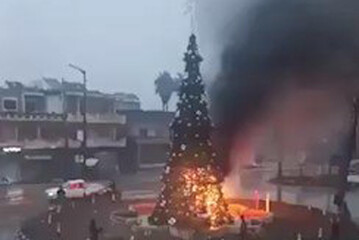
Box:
347 160 359 185
241 162 262 170
0 176 12 186
45 179 109 200
347 171 359 185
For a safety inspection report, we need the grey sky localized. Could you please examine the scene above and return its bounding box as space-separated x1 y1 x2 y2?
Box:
0 0 190 110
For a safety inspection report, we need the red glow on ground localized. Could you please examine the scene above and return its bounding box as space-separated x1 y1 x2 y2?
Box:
130 199 271 221
131 202 156 215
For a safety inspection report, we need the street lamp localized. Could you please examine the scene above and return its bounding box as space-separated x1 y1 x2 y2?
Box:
333 97 358 225
68 63 88 174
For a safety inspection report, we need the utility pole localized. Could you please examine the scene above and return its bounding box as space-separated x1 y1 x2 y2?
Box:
68 64 88 176
61 78 69 150
334 97 358 219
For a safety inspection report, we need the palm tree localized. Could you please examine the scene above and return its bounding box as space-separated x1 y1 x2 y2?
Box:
154 71 179 111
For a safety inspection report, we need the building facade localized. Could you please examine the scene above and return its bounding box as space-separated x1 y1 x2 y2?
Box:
0 79 140 183
119 110 174 169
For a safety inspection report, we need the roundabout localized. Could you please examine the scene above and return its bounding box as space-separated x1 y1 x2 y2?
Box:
111 197 274 239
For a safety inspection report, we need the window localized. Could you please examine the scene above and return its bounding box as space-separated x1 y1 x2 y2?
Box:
139 128 148 137
148 129 156 137
70 183 84 189
24 95 45 113
3 98 17 111
139 128 156 138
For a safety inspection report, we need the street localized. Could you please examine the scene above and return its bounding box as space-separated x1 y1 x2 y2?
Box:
0 184 51 239
0 168 162 239
2 166 359 239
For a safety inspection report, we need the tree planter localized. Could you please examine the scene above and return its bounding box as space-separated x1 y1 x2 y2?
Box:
169 226 195 240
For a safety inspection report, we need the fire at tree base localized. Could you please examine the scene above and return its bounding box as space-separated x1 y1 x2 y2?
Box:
129 197 274 240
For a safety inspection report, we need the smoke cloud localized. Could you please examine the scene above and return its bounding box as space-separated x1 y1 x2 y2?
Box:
203 0 359 174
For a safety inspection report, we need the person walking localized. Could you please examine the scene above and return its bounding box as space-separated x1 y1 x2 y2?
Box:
239 215 247 240
89 219 103 240
56 185 66 205
330 217 340 240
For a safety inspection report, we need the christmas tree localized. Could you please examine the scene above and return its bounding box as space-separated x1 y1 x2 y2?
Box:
149 34 232 230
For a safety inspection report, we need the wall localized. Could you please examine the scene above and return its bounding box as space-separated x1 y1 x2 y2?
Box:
0 87 23 113
120 110 174 167
87 96 114 114
0 153 21 182
123 110 174 138
46 94 63 113
138 143 169 164
0 122 17 141
64 95 80 114
115 101 140 111
24 94 45 113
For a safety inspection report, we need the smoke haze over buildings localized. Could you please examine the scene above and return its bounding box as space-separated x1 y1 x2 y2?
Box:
197 0 359 173
3 0 359 171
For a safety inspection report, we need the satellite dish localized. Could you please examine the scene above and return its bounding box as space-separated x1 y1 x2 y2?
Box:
85 158 99 167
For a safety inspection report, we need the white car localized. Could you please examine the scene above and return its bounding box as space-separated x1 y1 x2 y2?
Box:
0 176 12 186
241 162 262 170
348 173 359 185
347 161 359 185
45 179 108 200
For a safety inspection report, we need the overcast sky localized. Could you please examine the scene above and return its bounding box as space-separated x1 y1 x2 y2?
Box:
0 0 191 110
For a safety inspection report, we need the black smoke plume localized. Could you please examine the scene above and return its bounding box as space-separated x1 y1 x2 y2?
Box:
210 0 359 174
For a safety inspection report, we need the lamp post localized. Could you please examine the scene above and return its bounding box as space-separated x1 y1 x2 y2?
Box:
333 97 358 226
68 63 88 175
339 97 358 194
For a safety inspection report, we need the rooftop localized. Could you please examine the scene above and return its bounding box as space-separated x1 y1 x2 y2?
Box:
1 78 140 102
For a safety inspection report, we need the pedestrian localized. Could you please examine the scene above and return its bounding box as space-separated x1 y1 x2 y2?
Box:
56 185 66 205
239 215 247 240
109 180 122 201
341 201 352 220
330 217 340 240
89 219 103 240
109 180 116 192
333 191 344 211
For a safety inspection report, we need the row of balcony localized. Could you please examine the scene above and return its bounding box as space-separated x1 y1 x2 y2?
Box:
0 112 126 124
0 137 127 150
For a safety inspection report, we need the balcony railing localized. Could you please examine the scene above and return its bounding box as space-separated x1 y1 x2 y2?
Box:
0 112 126 124
0 137 127 150
0 112 65 121
67 113 126 124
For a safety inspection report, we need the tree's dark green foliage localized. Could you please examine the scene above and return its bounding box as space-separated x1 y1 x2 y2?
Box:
149 34 231 228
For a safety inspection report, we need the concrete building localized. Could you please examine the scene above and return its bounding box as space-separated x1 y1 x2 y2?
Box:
119 110 174 170
0 79 140 183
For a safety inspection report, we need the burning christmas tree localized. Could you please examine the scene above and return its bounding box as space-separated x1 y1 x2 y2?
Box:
149 34 232 230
